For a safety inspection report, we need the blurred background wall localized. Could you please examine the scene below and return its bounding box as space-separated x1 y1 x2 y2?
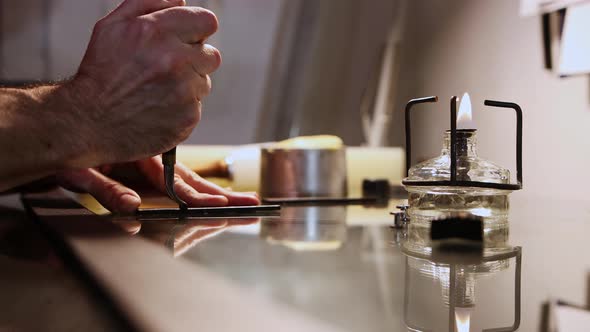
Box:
1 0 589 200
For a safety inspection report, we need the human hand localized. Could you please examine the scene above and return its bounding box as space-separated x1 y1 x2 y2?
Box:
64 0 221 167
56 157 260 213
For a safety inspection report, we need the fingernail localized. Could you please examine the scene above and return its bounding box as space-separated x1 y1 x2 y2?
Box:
212 195 229 205
216 195 229 202
242 192 261 200
119 194 141 212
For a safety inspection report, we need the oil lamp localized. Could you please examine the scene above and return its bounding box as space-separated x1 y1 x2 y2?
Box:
402 94 523 230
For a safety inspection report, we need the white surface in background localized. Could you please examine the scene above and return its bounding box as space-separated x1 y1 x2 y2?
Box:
559 2 590 75
520 0 590 16
555 305 590 331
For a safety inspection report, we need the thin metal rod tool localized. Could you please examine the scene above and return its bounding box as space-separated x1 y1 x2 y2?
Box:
404 96 438 176
450 96 458 182
162 147 188 211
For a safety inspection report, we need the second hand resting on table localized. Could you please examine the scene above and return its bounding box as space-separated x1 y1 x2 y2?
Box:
56 156 260 213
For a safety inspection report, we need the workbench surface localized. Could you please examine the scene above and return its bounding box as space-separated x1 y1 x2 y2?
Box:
7 190 590 331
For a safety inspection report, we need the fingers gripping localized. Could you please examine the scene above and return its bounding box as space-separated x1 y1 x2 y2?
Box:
145 6 218 44
109 0 185 20
189 44 222 76
137 157 229 207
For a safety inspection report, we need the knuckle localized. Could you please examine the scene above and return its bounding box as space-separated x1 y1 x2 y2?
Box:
173 174 184 185
158 53 187 76
194 75 211 97
173 174 191 193
168 102 200 143
104 181 119 193
136 18 161 41
193 45 221 75
93 17 109 32
173 83 193 103
178 128 192 142
188 170 203 183
179 104 201 138
185 103 201 127
205 9 220 34
206 46 222 71
204 75 212 96
156 54 173 73
104 183 122 207
193 102 202 125
191 7 219 35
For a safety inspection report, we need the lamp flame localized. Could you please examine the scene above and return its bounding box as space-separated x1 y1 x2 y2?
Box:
457 92 475 129
455 307 471 332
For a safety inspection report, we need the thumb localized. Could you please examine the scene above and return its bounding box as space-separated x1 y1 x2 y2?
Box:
108 0 185 20
56 168 141 213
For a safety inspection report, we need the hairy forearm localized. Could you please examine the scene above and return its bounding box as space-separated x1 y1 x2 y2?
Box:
0 83 94 191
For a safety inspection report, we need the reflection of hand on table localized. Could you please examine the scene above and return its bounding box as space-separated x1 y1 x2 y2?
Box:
116 217 260 257
171 218 259 256
56 156 260 213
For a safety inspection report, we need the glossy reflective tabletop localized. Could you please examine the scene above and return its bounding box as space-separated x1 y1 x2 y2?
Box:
0 194 130 332
24 191 590 332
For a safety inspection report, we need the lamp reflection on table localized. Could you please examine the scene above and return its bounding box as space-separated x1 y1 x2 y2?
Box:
113 217 261 257
400 223 521 332
260 206 347 251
